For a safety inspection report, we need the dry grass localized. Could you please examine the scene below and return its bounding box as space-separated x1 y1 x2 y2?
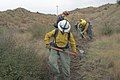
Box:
0 3 119 80
87 34 120 80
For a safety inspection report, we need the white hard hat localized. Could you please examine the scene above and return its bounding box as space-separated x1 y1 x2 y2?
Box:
58 20 71 32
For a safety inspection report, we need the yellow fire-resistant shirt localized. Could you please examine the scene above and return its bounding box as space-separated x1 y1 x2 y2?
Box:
78 19 89 33
44 29 77 52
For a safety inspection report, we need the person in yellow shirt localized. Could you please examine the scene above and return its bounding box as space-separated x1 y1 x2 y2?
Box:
44 20 77 80
77 19 93 40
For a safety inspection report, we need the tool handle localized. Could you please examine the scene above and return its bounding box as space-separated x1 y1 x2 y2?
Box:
50 47 76 55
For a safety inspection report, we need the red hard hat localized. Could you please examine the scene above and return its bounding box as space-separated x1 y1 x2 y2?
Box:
63 11 69 15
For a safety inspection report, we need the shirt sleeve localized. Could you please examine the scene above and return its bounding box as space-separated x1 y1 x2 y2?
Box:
69 32 77 53
44 29 55 45
83 23 89 33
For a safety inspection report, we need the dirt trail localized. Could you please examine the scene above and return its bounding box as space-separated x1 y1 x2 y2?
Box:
70 39 91 80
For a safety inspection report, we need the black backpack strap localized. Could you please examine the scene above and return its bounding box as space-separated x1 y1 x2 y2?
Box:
53 28 58 38
68 32 71 41
53 28 59 43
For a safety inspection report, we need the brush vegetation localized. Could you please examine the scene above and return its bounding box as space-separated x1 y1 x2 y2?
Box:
0 3 120 80
0 28 50 80
86 34 120 80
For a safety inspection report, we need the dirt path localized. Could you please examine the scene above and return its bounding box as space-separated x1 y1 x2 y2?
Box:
70 39 90 80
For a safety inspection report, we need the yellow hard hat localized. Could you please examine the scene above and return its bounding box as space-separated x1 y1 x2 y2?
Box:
80 19 87 26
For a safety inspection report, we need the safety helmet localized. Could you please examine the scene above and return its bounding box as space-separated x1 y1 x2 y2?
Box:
58 20 71 33
63 11 69 16
80 19 87 26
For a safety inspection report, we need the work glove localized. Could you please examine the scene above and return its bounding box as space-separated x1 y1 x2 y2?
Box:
46 44 51 49
78 50 85 60
80 32 83 34
71 52 77 57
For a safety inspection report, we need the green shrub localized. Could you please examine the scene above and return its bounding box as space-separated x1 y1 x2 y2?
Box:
115 26 120 33
0 31 49 80
29 23 53 39
101 23 114 36
0 27 8 34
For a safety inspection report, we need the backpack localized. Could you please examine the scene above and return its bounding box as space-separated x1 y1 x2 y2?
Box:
57 15 64 23
50 28 70 49
87 22 93 39
75 22 79 30
54 15 64 28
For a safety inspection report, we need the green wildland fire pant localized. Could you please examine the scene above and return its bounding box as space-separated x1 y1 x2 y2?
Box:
48 49 70 80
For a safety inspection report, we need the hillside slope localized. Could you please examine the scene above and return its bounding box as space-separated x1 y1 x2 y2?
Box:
69 3 120 34
70 3 120 80
0 3 120 80
0 8 56 31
